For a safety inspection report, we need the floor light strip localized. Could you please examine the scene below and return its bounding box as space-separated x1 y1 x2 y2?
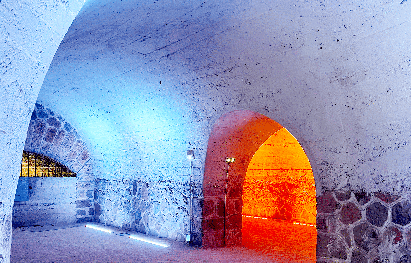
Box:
85 224 113 233
85 224 170 248
129 235 170 248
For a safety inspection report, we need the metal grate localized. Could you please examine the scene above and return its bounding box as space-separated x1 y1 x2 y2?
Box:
20 151 76 177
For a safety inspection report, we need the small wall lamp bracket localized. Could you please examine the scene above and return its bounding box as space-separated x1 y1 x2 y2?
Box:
187 150 195 160
225 157 235 163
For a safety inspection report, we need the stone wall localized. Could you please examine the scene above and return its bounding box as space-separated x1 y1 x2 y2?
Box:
22 103 95 223
317 190 411 262
94 177 203 245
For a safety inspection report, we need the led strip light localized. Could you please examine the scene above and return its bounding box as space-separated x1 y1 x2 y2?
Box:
129 235 169 248
85 224 170 247
85 224 113 233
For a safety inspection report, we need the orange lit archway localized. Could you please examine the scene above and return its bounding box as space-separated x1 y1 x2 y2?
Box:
241 128 317 262
202 110 317 261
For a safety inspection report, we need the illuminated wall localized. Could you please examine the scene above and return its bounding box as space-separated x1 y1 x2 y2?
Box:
3 0 411 261
243 128 316 224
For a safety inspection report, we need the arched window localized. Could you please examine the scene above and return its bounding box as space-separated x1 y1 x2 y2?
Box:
20 151 76 177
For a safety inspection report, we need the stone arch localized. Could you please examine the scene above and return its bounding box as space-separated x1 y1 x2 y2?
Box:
202 110 283 247
201 110 317 251
19 103 95 223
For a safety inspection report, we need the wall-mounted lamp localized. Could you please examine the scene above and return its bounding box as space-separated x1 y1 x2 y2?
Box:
186 149 195 244
187 150 195 160
225 157 235 163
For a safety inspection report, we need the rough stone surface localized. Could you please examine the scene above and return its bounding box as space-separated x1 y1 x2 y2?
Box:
351 249 368 263
383 226 403 245
375 192 400 204
94 178 202 244
366 202 388 227
353 222 382 252
316 233 331 258
392 201 411 226
355 191 372 206
335 191 351 202
317 192 340 214
317 216 327 231
329 237 347 260
340 202 361 225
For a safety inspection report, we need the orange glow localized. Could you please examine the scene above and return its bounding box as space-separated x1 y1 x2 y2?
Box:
242 127 317 262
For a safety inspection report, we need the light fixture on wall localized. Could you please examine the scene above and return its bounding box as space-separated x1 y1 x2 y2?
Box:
225 157 235 163
223 157 235 246
186 150 195 244
187 150 195 160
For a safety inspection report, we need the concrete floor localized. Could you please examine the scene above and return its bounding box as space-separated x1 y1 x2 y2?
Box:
11 220 316 262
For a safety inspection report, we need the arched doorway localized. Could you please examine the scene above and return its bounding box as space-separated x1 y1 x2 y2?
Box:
202 110 317 261
241 127 317 262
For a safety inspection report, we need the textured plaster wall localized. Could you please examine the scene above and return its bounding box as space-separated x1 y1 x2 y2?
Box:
3 0 411 260
38 0 411 195
0 0 85 261
12 177 77 228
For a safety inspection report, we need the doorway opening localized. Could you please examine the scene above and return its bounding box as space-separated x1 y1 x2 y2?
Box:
242 127 317 262
202 110 317 261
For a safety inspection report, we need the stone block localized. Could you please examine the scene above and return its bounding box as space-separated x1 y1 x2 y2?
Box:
392 201 411 226
340 202 361 225
226 198 241 215
383 226 403 245
204 218 224 231
354 191 371 206
317 216 327 231
366 202 388 227
351 249 367 263
202 199 214 218
329 237 348 260
33 120 46 135
216 198 225 217
76 209 86 216
46 117 61 128
44 128 57 143
76 199 91 208
226 214 242 229
335 190 351 201
317 192 340 214
88 208 95 216
353 222 381 252
375 192 400 204
316 232 331 258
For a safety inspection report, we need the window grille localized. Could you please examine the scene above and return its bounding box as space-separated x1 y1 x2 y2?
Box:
20 151 76 177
